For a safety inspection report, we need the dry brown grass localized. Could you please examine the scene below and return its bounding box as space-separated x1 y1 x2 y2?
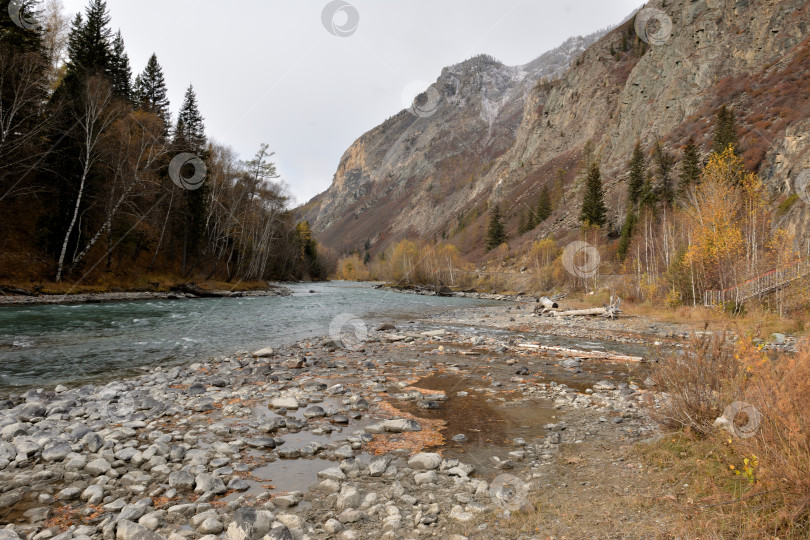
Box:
650 329 744 436
646 332 810 536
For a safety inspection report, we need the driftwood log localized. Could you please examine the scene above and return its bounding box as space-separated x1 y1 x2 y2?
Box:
518 343 643 362
552 295 622 319
533 296 560 315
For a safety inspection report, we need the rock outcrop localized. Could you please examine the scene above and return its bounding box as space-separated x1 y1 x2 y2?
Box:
304 0 810 257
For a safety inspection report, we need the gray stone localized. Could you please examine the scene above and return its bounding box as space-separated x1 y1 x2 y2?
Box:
168 470 195 490
317 467 346 481
227 506 273 540
194 473 226 494
407 453 442 470
81 485 104 504
42 442 72 462
334 445 354 459
116 519 166 540
382 419 421 433
336 486 361 511
85 458 111 476
414 471 438 485
0 489 23 508
270 397 299 410
19 402 46 422
118 504 147 522
57 487 82 501
197 518 224 535
263 527 293 540
368 455 391 477
337 509 364 524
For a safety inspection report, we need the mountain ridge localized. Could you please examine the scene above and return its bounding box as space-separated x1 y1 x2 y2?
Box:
303 0 810 259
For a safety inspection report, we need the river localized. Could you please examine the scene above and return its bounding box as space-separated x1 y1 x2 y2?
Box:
0 282 497 392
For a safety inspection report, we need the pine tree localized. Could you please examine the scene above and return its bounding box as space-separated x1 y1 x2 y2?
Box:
134 53 171 134
485 204 507 250
679 136 701 196
536 184 552 222
654 141 674 207
109 30 132 99
174 85 206 153
579 162 607 227
712 105 739 156
627 142 645 206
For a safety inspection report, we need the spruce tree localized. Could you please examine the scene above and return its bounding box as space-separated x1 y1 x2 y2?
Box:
517 211 528 235
679 136 701 196
536 184 552 222
109 30 132 99
173 87 208 268
579 163 607 227
64 0 112 81
712 105 739 156
627 142 645 206
617 211 637 260
640 173 657 209
485 204 507 250
654 141 674 207
526 206 536 230
134 53 171 134
174 85 206 153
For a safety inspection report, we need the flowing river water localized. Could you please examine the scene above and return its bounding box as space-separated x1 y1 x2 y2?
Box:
0 282 499 392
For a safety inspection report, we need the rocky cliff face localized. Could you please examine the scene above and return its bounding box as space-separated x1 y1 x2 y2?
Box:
305 0 810 256
300 33 607 253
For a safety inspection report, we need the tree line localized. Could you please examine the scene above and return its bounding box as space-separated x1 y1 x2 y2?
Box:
0 0 331 287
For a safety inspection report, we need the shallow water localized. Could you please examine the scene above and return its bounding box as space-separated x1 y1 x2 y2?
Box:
0 282 497 392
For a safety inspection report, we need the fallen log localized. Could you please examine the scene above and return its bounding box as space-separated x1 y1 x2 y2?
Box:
538 296 559 309
518 343 643 362
553 295 622 319
553 308 607 317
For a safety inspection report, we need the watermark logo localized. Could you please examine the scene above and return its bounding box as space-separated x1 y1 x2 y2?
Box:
321 0 359 37
100 395 137 425
716 401 762 439
8 0 40 30
562 241 600 278
169 153 207 190
329 313 367 350
794 169 810 205
634 7 673 46
489 474 529 512
402 82 441 118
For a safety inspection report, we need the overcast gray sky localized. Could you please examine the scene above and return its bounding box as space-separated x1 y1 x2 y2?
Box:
60 0 641 204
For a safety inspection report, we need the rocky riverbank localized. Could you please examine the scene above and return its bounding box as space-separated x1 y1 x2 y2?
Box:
0 304 687 539
0 286 294 306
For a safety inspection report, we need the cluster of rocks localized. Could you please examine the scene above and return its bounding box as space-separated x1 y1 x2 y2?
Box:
0 319 657 540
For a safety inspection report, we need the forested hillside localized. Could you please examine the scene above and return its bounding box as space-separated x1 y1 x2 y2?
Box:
0 0 331 290
317 0 810 312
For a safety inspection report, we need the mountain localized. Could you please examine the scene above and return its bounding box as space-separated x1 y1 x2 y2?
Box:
304 0 810 258
299 31 608 253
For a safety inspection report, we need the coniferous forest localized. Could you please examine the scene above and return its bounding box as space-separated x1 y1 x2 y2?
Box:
0 0 331 289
